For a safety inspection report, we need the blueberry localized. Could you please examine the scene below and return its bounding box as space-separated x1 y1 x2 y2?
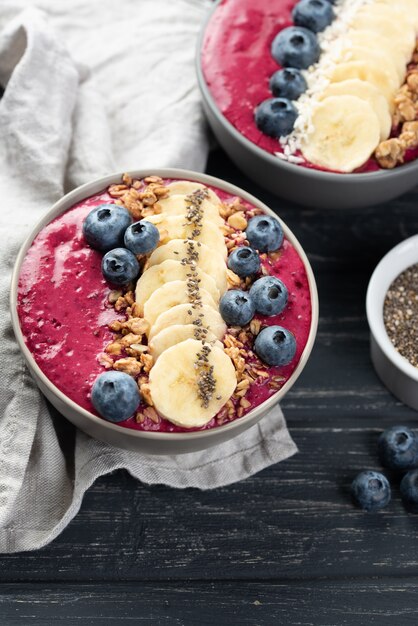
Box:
250 276 288 316
246 215 284 253
102 248 140 285
83 204 132 252
292 0 335 34
271 26 321 69
378 426 418 471
255 98 298 138
254 325 296 366
124 220 159 255
269 68 307 100
351 471 391 512
228 246 260 278
219 290 256 326
91 371 140 422
400 469 418 512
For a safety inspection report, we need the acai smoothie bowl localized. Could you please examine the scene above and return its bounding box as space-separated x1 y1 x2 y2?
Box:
11 169 318 454
198 0 418 209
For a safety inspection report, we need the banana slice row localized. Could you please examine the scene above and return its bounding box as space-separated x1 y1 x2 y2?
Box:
301 1 418 172
133 182 238 428
144 214 227 259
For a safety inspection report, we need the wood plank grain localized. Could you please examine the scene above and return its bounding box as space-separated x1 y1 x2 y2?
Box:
1 580 417 625
0 417 418 581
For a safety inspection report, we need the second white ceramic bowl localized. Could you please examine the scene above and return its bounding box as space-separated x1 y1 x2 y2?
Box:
367 235 418 411
197 0 418 210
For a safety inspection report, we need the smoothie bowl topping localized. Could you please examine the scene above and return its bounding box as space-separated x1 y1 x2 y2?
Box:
17 174 312 433
202 0 418 173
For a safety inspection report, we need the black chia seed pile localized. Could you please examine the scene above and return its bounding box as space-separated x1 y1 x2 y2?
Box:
384 263 418 367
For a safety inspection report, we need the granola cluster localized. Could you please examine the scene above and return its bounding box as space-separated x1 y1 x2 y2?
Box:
100 174 284 428
108 173 169 220
218 325 284 424
97 281 154 423
375 44 418 169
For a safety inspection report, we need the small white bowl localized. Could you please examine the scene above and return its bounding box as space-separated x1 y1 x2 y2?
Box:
367 235 418 410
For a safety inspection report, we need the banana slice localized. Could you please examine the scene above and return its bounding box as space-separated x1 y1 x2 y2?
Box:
149 325 222 360
144 214 227 259
329 61 397 109
148 303 226 341
147 239 227 294
340 32 406 81
385 0 418 30
337 45 401 87
351 8 415 62
166 181 222 206
301 95 381 173
148 339 237 428
155 194 224 226
135 259 220 313
355 3 416 42
143 280 218 326
318 79 391 141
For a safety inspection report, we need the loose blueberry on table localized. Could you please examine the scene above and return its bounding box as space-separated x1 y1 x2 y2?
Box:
351 471 391 512
352 427 418 514
378 426 418 471
17 175 312 432
400 469 418 511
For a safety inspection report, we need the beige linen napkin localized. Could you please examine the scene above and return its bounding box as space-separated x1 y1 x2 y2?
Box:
0 2 297 553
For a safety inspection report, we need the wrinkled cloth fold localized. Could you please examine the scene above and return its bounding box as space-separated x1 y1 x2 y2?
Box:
0 2 297 553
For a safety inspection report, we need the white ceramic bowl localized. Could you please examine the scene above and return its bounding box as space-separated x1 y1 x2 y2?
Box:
197 1 418 210
10 168 318 454
367 235 418 411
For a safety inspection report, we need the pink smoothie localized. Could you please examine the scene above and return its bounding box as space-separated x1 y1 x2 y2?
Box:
17 181 312 433
201 0 418 173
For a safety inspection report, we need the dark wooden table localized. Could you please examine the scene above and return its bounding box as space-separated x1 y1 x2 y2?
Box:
2 149 418 625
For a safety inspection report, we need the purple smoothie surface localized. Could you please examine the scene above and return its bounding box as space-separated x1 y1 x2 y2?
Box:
201 0 418 173
17 180 312 433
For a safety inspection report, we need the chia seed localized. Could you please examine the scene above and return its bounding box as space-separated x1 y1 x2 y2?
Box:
384 263 418 367
182 187 217 407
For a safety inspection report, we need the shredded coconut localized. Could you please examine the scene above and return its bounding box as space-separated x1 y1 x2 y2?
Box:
277 0 376 162
274 151 304 164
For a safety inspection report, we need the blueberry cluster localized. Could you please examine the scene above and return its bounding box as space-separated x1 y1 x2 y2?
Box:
83 204 160 285
351 426 418 512
220 215 296 367
83 203 161 423
255 0 335 139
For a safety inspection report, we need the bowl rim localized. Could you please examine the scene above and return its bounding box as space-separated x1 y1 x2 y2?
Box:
366 234 418 382
10 167 319 442
196 0 418 182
